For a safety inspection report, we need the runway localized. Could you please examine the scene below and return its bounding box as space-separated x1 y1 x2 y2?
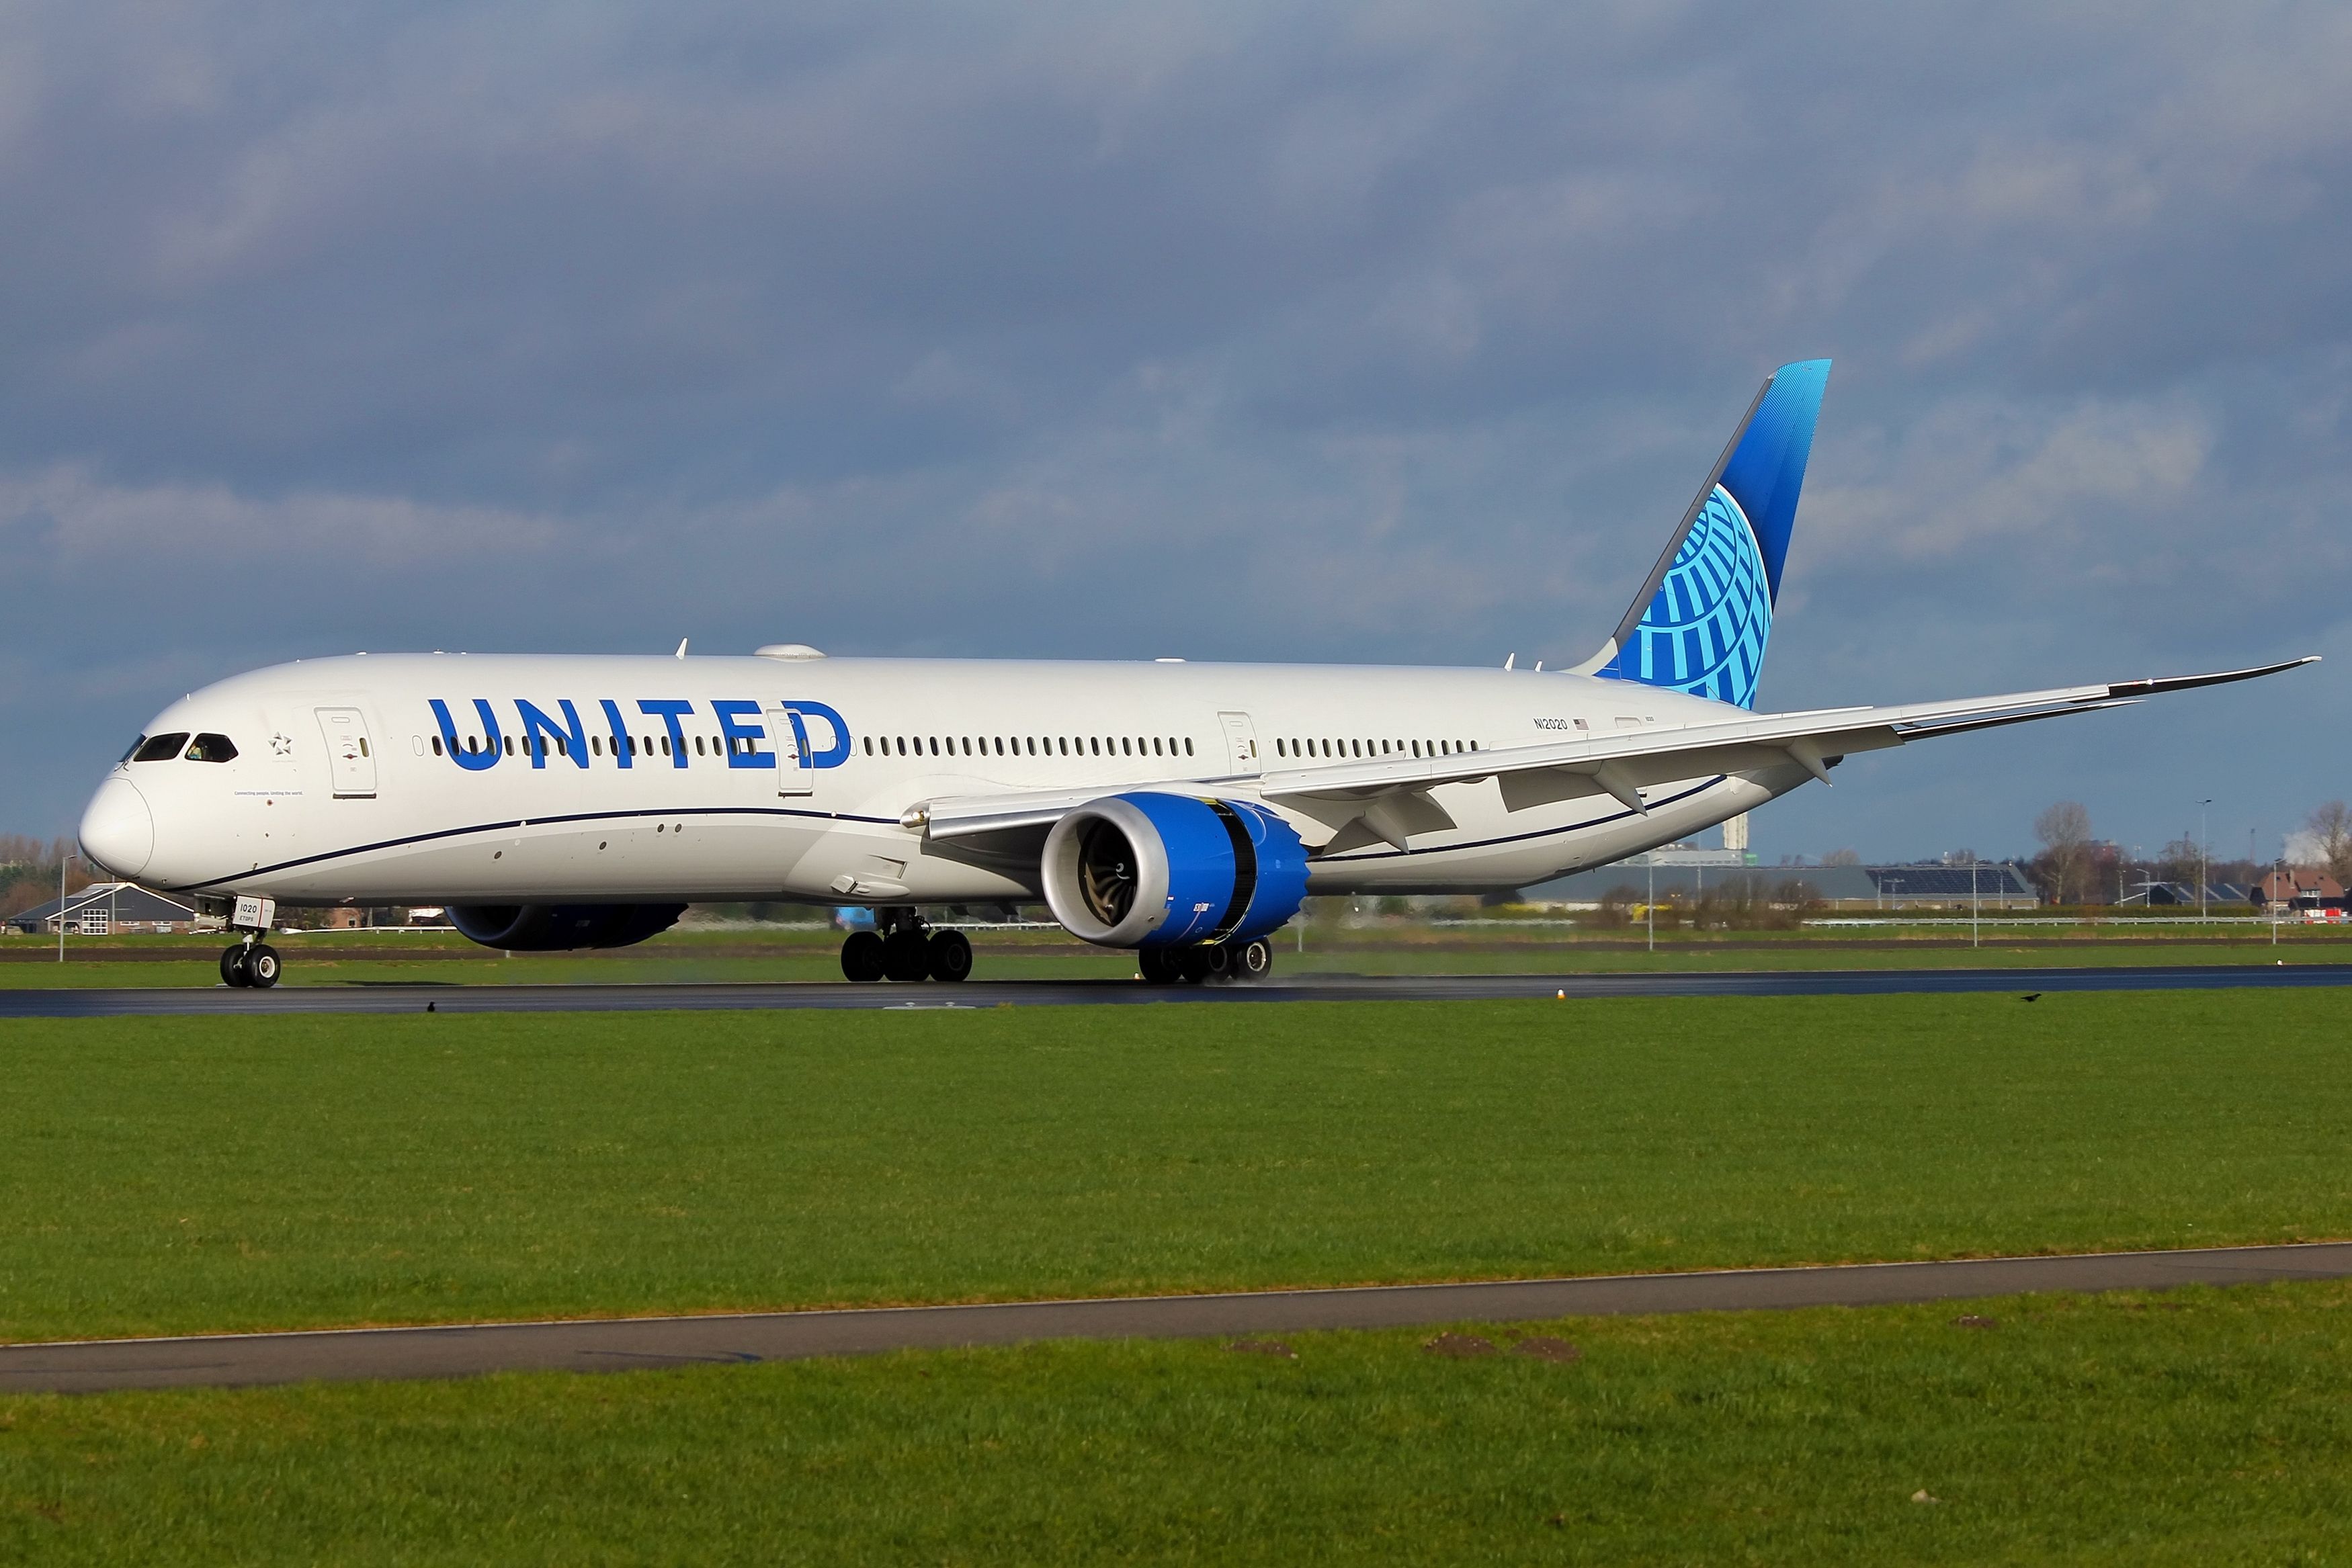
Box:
4 1243 2345 1394
4 963 2350 1016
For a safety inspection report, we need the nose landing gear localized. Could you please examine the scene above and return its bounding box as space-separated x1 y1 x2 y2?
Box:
219 938 281 988
839 909 973 983
217 895 282 989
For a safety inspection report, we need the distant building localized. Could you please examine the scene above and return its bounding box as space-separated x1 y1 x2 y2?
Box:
2140 881 2256 908
1518 861 2036 911
9 883 206 936
2255 869 2344 910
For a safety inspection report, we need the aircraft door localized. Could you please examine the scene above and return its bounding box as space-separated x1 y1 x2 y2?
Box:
315 707 378 798
1218 711 1261 777
764 703 814 797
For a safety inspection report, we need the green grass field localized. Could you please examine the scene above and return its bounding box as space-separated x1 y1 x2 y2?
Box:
7 992 2351 1563
4 1282 2348 1564
3 994 2348 1342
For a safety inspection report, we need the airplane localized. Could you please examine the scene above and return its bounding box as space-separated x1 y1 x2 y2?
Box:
74 359 2315 989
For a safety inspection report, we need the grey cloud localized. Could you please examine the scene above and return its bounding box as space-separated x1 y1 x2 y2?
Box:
3 0 2348 862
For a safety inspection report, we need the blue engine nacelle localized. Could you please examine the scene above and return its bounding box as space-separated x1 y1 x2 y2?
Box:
1040 793 1309 949
447 903 687 951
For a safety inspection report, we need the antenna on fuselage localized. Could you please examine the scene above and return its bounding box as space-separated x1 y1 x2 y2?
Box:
675 638 689 659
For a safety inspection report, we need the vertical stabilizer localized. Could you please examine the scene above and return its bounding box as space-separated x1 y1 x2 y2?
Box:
1579 359 1829 708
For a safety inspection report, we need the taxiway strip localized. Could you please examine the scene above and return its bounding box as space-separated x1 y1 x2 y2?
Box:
4 1243 2346 1394
3 963 2350 1016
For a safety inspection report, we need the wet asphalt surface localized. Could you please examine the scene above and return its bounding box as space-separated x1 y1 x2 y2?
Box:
6 963 2351 1016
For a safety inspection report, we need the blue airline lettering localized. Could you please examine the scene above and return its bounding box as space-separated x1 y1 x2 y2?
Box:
638 699 695 767
429 699 503 771
711 701 775 769
516 698 589 769
780 701 852 767
597 699 634 769
427 697 851 773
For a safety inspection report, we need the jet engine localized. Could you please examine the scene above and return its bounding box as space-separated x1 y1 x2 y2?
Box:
447 903 687 951
1041 793 1308 949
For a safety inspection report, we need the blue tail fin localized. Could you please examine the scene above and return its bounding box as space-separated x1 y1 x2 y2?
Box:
1585 359 1829 709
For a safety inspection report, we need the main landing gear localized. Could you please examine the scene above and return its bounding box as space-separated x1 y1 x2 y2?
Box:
1138 937 1274 986
841 909 972 983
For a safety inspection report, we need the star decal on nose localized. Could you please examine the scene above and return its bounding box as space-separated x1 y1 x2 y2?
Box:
270 733 293 756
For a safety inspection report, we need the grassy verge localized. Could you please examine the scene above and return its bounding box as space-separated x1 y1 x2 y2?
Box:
3 924 2347 986
4 1281 2349 1564
3 994 2348 1341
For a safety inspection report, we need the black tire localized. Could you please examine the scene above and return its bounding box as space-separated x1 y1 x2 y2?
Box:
247 945 282 988
1137 947 1182 985
1177 947 1213 983
220 946 251 988
840 930 885 982
926 928 973 983
1234 938 1273 979
1202 944 1236 981
882 929 931 982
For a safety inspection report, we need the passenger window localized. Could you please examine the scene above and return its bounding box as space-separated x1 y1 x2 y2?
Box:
359 737 371 757
432 736 444 756
133 733 190 763
185 734 239 763
1183 738 1193 756
1153 737 1164 756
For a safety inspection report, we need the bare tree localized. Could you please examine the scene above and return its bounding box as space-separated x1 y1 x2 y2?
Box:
2033 801 2095 906
1822 848 1861 866
2309 801 2352 888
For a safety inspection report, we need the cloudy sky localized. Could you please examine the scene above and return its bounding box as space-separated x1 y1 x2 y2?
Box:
5 0 2348 865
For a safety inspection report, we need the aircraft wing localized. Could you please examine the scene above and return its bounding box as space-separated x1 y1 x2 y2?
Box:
911 657 2315 853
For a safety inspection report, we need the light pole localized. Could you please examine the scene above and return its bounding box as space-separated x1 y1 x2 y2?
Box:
55 848 75 963
2198 799 2213 921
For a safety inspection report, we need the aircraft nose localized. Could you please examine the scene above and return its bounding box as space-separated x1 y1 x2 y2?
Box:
79 777 155 879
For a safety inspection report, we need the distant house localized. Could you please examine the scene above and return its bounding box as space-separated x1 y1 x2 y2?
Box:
9 883 206 936
2255 869 2345 910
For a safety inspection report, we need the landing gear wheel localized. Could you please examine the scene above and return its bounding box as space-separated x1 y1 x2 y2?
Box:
220 945 252 988
1178 948 1214 984
246 945 282 988
926 928 973 983
840 930 886 982
1202 944 1237 982
882 929 931 982
1234 938 1273 980
1137 947 1182 985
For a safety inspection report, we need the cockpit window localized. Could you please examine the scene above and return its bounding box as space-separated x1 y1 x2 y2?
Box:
118 736 146 766
132 733 190 763
184 734 239 763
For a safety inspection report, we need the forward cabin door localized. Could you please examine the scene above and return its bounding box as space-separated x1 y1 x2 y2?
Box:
315 707 378 798
764 703 814 797
1218 711 1261 777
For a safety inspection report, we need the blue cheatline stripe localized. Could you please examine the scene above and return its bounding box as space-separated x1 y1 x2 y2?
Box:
173 804 902 894
170 774 1734 893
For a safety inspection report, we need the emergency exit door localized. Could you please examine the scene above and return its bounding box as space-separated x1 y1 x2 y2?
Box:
316 708 378 797
764 703 814 797
1218 711 1261 776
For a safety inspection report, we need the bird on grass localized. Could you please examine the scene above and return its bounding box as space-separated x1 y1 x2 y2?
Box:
2019 994 2042 1003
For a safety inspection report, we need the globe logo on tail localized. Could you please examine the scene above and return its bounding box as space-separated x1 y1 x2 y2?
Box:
1614 485 1771 709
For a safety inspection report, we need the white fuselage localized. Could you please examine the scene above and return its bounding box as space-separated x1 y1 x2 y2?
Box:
82 652 1809 908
